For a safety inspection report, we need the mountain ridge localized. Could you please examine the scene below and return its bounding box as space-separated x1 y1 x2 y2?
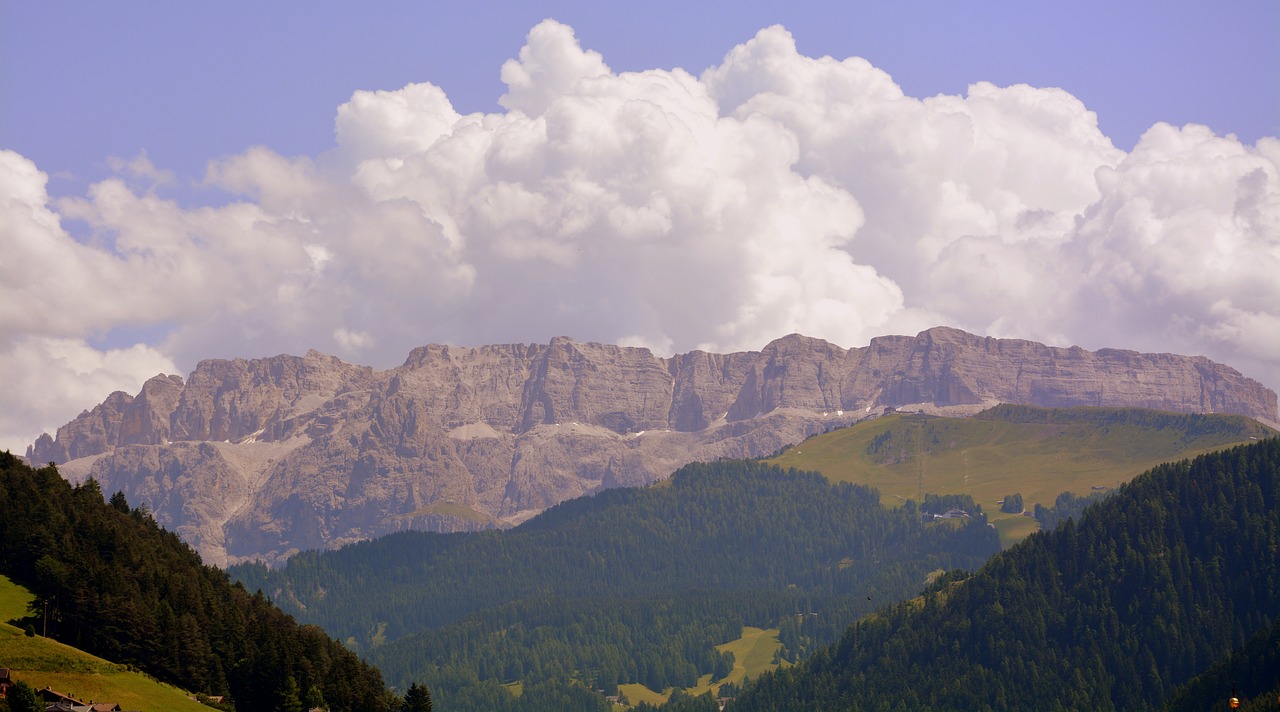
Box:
22 327 1279 566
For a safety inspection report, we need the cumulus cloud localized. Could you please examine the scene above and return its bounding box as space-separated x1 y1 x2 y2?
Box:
0 336 176 456
2 19 1278 451
1065 125 1280 377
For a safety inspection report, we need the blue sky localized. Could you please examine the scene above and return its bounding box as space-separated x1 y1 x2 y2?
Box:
2 1 1279 451
4 1 1277 194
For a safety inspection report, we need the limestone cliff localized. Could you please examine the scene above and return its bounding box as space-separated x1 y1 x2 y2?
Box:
28 327 1278 566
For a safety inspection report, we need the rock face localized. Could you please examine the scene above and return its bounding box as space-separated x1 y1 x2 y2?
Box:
27 327 1278 566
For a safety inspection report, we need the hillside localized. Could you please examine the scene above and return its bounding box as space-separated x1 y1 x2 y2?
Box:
27 327 1278 566
731 438 1280 710
0 452 397 712
230 460 1000 710
1163 615 1280 711
767 405 1276 544
0 575 211 712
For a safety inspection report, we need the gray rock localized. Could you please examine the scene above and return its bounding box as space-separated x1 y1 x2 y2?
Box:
27 328 1278 566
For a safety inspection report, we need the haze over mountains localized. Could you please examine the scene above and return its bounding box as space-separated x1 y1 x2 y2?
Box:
23 326 1278 567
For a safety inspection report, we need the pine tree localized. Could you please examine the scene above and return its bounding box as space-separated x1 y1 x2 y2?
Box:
6 681 42 712
401 682 433 712
305 684 327 710
109 490 130 513
278 674 304 712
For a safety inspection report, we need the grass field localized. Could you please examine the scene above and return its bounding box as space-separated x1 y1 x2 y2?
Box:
0 573 34 623
0 574 211 712
767 407 1274 546
617 626 787 705
712 626 788 690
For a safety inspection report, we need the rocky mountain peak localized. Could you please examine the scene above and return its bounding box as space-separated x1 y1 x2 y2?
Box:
25 328 1278 566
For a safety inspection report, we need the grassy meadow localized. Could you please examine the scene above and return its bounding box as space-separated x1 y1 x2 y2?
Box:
0 574 211 712
617 626 786 706
767 407 1274 546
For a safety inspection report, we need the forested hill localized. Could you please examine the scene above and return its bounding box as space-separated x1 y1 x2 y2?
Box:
0 452 396 712
730 438 1280 711
1163 614 1280 711
231 461 1000 708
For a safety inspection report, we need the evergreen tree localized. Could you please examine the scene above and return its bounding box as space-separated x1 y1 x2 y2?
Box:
401 682 433 712
277 675 304 712
1000 492 1023 513
5 681 42 712
305 684 327 710
109 490 130 513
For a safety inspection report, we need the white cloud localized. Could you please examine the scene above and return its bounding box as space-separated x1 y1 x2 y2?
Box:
0 336 176 455
333 327 374 354
499 20 611 116
2 19 1278 452
106 150 176 189
1063 125 1280 373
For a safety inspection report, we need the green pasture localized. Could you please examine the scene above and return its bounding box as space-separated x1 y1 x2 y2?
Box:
768 408 1272 545
618 626 787 705
616 681 667 707
0 573 34 623
991 513 1042 547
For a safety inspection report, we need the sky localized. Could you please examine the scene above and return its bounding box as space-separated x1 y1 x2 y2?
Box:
2 0 1279 453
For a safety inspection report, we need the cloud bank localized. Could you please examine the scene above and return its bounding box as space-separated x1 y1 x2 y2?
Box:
3 20 1278 452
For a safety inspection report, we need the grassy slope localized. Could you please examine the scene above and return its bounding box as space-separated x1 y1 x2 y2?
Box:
0 574 210 712
766 408 1274 547
617 626 787 705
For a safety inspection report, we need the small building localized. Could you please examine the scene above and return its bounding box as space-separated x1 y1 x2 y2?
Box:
38 686 82 706
922 508 972 522
0 667 12 699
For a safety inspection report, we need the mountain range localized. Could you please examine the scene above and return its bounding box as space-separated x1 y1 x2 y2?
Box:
23 326 1278 566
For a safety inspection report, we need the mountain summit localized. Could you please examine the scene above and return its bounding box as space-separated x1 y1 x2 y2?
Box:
24 327 1278 566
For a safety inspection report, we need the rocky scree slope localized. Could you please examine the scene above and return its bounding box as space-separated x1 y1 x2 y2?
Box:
25 327 1278 566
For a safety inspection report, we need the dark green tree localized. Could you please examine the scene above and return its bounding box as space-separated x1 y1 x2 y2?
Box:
304 684 327 710
1000 492 1023 513
277 674 304 712
6 681 42 712
109 490 130 513
401 682 433 712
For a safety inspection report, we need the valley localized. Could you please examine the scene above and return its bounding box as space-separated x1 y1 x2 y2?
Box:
226 406 1278 710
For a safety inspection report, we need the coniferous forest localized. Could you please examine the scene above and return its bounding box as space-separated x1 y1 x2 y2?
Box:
729 438 1280 711
0 451 405 712
231 460 1000 709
